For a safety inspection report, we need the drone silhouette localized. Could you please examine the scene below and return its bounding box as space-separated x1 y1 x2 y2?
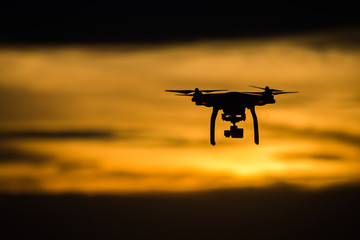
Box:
166 86 297 145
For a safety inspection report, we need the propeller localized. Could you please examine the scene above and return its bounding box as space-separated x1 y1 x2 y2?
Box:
272 91 298 95
248 86 298 95
249 85 284 92
166 89 227 95
202 89 228 92
166 90 194 94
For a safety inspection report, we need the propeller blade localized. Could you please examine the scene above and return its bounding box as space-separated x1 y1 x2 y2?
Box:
166 89 227 94
273 91 298 95
201 89 228 93
165 90 194 94
249 86 290 92
175 94 192 96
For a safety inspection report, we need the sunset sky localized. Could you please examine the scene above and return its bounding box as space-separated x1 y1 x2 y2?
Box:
2 7 360 239
0 7 359 194
1 30 359 193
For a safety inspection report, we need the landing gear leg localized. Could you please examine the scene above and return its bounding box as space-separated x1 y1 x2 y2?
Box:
210 107 219 146
249 106 259 145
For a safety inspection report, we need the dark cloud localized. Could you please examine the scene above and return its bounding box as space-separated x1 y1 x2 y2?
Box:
0 147 51 164
271 175 356 186
2 183 360 239
278 152 344 161
106 170 218 180
151 137 210 148
56 161 99 173
0 5 359 44
0 130 115 140
0 177 41 193
0 85 82 121
265 124 360 147
294 27 360 50
106 171 151 179
355 94 360 103
101 170 239 190
0 146 99 174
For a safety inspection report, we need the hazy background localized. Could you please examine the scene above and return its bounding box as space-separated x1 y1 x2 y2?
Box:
1 6 360 239
1 30 360 193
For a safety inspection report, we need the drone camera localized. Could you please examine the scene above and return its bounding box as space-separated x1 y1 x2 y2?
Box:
224 126 243 138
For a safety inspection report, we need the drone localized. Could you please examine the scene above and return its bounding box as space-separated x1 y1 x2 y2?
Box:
166 86 297 145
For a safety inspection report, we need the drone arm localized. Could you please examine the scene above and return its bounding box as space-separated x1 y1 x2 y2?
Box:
249 106 259 145
210 107 219 146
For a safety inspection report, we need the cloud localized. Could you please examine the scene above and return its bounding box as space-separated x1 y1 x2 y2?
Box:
285 27 360 51
278 152 344 161
148 136 211 148
0 146 51 164
0 145 99 174
264 124 360 147
3 181 360 239
0 130 115 140
0 176 41 193
102 170 239 190
55 160 99 172
106 170 209 180
0 85 76 121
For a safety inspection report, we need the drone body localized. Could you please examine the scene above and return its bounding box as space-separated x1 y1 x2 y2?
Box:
166 86 297 145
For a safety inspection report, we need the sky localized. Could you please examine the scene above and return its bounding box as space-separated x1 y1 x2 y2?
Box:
0 8 360 194
1 30 360 194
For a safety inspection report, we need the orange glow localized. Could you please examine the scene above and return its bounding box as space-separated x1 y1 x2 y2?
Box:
0 36 359 193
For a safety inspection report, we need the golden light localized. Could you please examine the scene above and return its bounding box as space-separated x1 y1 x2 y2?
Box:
0 34 359 193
